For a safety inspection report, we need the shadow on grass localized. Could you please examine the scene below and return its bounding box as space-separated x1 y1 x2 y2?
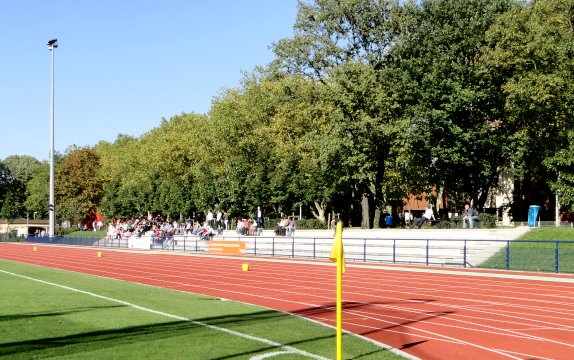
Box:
0 305 125 322
0 296 447 359
0 305 394 359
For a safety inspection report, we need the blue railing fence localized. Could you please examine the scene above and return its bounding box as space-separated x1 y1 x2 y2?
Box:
20 235 574 274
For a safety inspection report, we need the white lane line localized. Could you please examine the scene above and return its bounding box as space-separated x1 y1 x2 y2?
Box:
0 269 328 360
9 252 569 352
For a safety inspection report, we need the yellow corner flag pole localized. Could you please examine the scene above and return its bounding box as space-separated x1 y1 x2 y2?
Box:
329 220 345 360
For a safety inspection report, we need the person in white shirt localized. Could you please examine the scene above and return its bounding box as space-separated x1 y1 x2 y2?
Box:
413 205 435 229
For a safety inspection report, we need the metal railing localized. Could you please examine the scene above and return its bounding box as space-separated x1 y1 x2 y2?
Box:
20 234 574 274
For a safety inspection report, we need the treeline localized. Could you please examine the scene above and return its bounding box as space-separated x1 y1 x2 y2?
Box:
1 0 574 227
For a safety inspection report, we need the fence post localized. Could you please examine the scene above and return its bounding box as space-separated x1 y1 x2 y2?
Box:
363 239 367 262
555 240 559 273
393 239 396 264
292 237 295 258
313 238 316 259
254 237 257 256
505 241 510 270
463 240 467 268
426 239 429 266
272 237 275 257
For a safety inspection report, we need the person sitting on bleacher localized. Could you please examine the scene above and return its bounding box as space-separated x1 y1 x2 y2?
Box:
413 205 435 229
275 217 289 236
286 219 296 236
463 203 480 228
200 222 216 240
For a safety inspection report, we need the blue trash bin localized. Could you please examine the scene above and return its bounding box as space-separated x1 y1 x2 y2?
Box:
385 215 393 228
528 205 541 227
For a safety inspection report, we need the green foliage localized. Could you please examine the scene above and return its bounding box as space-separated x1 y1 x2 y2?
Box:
391 0 513 207
55 147 104 223
0 161 13 217
478 213 497 229
482 0 574 210
4 0 574 226
23 161 49 219
0 191 21 223
0 156 40 219
544 130 574 211
296 218 327 230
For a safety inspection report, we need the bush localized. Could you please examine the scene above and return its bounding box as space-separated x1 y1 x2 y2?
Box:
296 219 327 229
478 213 497 228
440 220 452 229
444 216 461 229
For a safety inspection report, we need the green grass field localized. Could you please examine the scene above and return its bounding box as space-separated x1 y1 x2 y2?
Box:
478 227 574 273
0 259 403 359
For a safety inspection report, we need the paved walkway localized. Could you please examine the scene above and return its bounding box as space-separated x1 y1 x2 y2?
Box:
252 225 532 241
211 226 533 267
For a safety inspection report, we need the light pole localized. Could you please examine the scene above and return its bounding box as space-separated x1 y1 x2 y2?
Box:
47 38 57 237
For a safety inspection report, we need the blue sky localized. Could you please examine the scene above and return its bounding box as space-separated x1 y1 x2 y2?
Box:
0 0 298 161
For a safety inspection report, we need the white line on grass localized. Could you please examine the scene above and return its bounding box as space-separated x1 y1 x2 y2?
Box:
0 269 328 360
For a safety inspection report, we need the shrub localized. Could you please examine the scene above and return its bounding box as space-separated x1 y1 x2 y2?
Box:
440 220 452 229
478 213 497 228
296 219 327 229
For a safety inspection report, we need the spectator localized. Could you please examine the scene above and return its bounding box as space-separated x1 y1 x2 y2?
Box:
216 210 222 229
191 221 202 235
206 210 214 227
256 206 264 233
275 217 289 236
286 218 296 236
200 222 215 240
413 205 435 229
223 210 229 230
463 203 480 228
106 223 116 241
242 218 250 235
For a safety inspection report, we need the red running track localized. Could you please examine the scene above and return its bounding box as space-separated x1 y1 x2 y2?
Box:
1 243 574 360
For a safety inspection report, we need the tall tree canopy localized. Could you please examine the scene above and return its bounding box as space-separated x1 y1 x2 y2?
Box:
482 0 574 211
55 147 104 223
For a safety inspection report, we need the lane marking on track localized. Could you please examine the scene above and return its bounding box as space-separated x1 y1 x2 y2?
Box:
7 244 572 358
0 269 328 360
5 250 571 353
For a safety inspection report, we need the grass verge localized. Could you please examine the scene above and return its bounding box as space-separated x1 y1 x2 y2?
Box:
0 259 404 359
478 227 574 273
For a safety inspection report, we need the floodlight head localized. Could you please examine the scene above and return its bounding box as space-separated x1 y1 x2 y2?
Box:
47 39 58 48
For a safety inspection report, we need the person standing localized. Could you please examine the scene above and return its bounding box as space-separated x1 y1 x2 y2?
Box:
206 210 214 227
216 210 222 228
223 210 229 230
256 206 264 233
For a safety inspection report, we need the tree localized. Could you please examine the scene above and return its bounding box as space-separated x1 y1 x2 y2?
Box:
1 155 40 219
388 0 513 212
272 0 404 227
24 161 50 219
544 130 574 210
55 147 104 224
0 161 13 218
481 0 574 215
0 190 20 223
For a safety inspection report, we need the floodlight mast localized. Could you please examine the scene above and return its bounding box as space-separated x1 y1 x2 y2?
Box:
47 39 57 237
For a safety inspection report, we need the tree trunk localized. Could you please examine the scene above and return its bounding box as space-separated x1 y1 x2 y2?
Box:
360 193 373 228
310 200 326 223
373 207 381 228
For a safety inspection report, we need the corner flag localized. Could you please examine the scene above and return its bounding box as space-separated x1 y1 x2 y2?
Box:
329 221 345 273
330 220 345 360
